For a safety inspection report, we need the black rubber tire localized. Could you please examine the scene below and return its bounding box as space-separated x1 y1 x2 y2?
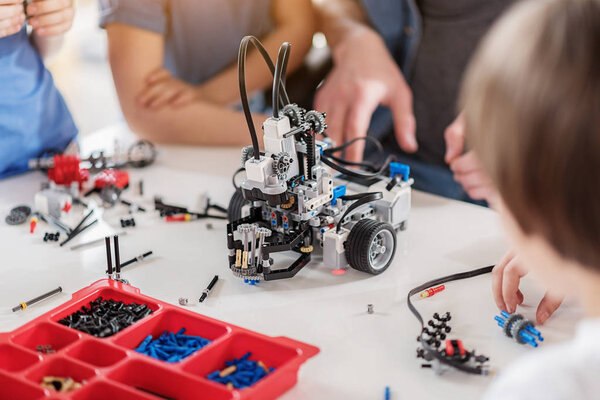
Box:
346 219 396 274
227 189 250 222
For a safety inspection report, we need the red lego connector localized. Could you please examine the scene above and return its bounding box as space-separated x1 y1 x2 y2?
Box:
47 155 89 187
94 169 130 190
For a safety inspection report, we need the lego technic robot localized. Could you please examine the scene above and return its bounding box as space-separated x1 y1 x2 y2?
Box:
226 36 413 283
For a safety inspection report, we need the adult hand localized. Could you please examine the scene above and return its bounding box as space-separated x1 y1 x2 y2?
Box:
27 0 74 37
0 0 24 38
137 68 202 110
314 27 416 162
445 114 497 202
492 252 564 324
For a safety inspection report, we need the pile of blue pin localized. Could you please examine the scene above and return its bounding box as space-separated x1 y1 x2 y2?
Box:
58 297 152 338
134 328 211 362
207 352 274 389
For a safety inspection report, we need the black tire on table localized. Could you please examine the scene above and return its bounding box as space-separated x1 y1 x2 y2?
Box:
227 189 250 222
346 219 397 275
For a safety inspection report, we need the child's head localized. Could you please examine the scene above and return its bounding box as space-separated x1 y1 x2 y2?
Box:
461 0 600 293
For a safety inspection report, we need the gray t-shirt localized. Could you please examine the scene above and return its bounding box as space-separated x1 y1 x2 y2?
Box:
99 0 274 85
410 0 512 166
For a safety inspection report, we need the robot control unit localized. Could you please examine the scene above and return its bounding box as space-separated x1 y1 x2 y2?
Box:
226 36 413 282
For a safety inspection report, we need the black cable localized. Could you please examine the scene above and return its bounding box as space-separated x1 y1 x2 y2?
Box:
324 136 385 156
238 36 290 160
322 153 397 179
407 265 494 375
336 192 383 232
232 167 245 190
272 42 291 118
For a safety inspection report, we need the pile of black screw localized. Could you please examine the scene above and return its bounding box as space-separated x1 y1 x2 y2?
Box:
417 312 452 349
58 296 153 338
43 232 60 242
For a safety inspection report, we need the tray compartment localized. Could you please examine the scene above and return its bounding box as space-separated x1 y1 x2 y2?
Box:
12 322 80 353
113 309 230 362
0 371 47 400
66 339 127 368
70 380 152 400
183 332 299 390
25 356 97 391
107 358 235 400
52 288 159 338
0 343 41 372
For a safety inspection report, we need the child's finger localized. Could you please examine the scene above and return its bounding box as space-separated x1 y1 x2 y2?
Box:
33 20 71 36
29 7 73 28
501 256 526 313
0 10 23 28
146 68 170 84
0 3 24 18
26 0 71 16
0 21 21 37
491 263 507 311
536 293 563 324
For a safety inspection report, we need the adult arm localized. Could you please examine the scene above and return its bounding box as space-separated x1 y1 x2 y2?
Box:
313 0 416 161
105 23 266 145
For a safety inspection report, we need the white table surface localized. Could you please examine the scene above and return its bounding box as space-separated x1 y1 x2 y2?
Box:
0 124 583 399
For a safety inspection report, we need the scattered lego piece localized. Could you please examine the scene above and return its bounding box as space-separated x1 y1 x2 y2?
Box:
206 223 214 230
419 284 445 298
5 205 31 225
367 304 374 314
207 352 274 389
178 298 189 306
134 328 211 363
120 217 136 228
58 297 153 337
29 216 38 233
331 268 346 275
43 231 60 242
417 311 489 375
12 287 63 312
40 376 82 392
199 275 218 303
138 180 144 196
495 311 544 347
384 386 391 400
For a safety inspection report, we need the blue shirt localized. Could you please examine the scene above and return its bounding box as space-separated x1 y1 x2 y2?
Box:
0 28 77 179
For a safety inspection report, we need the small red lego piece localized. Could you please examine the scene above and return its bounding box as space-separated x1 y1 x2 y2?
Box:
445 340 466 357
94 169 130 190
419 284 445 298
47 155 89 187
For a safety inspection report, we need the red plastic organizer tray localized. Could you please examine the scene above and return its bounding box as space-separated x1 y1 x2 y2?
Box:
0 279 319 399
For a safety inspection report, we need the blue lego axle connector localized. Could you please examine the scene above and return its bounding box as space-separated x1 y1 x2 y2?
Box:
495 311 544 347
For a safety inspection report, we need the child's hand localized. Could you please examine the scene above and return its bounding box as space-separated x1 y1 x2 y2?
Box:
137 68 202 110
27 0 74 36
0 0 25 38
492 252 564 324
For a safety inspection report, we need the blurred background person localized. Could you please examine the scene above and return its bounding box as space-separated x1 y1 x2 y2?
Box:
99 0 316 145
0 0 77 178
314 0 512 204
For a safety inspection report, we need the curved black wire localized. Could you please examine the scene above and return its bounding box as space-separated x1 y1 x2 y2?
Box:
231 167 245 190
273 42 291 118
407 265 494 374
321 153 397 179
238 36 291 160
336 192 383 232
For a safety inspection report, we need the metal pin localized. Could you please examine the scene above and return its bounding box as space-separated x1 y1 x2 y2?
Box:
105 236 113 277
256 227 271 267
114 235 121 280
249 224 257 266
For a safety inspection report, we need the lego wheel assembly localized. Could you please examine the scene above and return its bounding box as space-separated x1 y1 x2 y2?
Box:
346 219 396 274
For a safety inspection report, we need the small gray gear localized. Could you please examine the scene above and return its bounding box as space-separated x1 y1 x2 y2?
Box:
241 145 255 166
273 152 293 178
282 104 304 127
510 318 534 344
305 110 326 135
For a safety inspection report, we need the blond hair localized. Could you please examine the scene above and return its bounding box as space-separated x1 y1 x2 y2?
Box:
461 0 600 267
